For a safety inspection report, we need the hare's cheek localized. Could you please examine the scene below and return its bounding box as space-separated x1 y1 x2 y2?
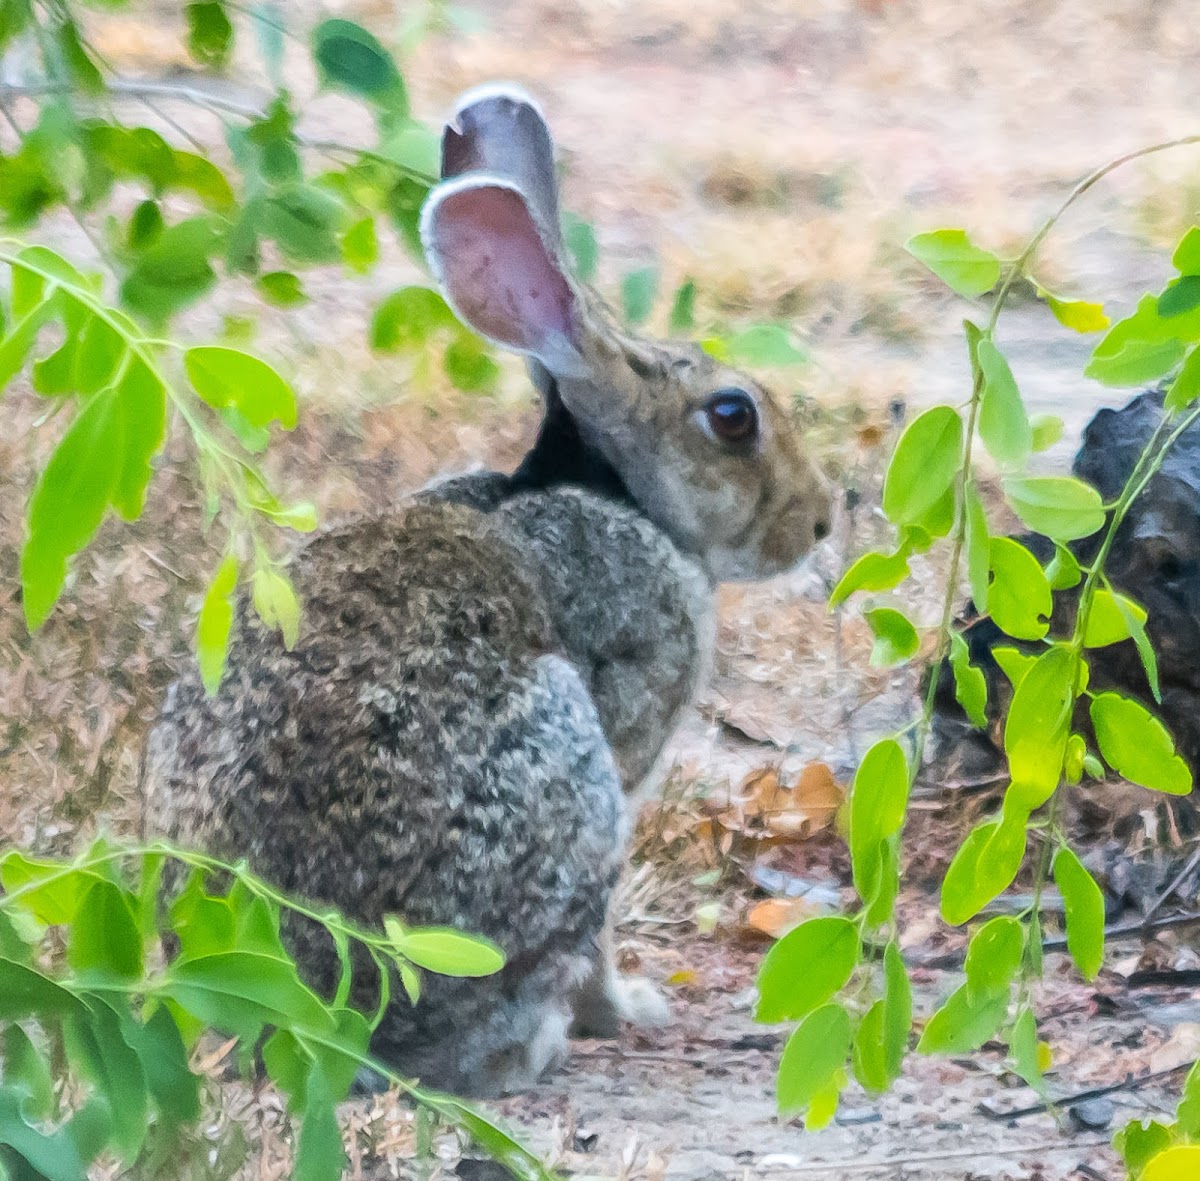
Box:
759 495 831 574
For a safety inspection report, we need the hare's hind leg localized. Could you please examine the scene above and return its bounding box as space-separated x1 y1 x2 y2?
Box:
367 653 627 1096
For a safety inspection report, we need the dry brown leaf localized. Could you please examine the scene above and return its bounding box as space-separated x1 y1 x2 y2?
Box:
743 897 822 940
1149 1022 1200 1073
708 761 846 846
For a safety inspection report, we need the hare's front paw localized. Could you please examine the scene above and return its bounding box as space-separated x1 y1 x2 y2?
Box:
571 970 671 1038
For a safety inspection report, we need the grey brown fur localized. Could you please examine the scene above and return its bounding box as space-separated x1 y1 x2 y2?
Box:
144 85 829 1096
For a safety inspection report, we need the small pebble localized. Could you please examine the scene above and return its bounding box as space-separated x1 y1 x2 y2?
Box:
1069 1098 1115 1131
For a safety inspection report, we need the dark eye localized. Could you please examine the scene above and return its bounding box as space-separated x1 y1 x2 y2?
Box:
705 388 758 444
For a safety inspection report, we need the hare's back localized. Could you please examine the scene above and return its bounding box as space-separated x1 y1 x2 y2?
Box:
144 499 617 929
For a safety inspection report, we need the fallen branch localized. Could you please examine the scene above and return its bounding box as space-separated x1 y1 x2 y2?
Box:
767 1137 1111 1175
977 1060 1196 1122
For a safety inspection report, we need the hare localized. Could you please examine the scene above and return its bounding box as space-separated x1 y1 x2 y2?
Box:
144 84 831 1097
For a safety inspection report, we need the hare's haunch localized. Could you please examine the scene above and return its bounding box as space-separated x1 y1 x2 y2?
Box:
145 85 831 1096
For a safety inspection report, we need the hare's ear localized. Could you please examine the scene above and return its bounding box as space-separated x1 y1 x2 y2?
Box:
421 178 583 374
441 84 563 254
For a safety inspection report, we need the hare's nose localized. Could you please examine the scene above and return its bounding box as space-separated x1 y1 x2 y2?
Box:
813 517 831 542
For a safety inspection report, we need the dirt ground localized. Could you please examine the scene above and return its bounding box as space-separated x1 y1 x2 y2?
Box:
3 1 1200 1178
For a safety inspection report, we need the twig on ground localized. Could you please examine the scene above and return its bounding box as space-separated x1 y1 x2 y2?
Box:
977 1060 1197 1122
1141 843 1200 926
771 1138 1111 1175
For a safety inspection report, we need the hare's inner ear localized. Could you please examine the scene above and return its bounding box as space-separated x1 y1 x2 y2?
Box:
422 178 581 367
442 84 563 255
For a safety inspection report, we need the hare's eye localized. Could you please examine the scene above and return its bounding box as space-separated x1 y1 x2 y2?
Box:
705 388 758 444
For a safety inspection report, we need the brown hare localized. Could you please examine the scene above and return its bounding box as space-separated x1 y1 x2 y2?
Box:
145 84 831 1097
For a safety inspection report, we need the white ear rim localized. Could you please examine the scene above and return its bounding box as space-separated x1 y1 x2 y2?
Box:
450 81 546 128
419 175 586 377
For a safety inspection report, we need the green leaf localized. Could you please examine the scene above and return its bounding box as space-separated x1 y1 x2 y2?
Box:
755 916 860 1023
723 323 806 367
294 1060 348 1181
55 18 104 94
669 278 696 333
1004 645 1076 810
260 187 344 264
964 480 990 612
20 360 165 629
64 994 150 1160
1143 1147 1200 1181
852 941 911 1094
2 1025 54 1119
443 333 501 393
170 874 236 960
0 1085 83 1181
864 607 919 667
964 916 1024 996
0 959 80 1021
126 1004 202 1129
1034 286 1109 333
262 1028 311 1106
387 923 505 977
1165 344 1200 413
1090 693 1193 795
185 346 297 429
1174 226 1200 275
164 950 335 1042
0 852 108 926
312 18 406 110
1115 1120 1176 1179
562 214 598 282
849 739 909 910
1178 1058 1200 1138
1084 587 1148 648
251 568 301 649
1064 733 1087 784
1052 845 1104 980
20 386 116 624
186 1 233 68
940 814 1027 925
1086 292 1200 387
341 216 378 274
992 646 1037 690
917 981 1009 1054
122 216 222 321
881 406 963 527
1046 544 1082 590
905 229 1001 297
257 271 309 307
1029 413 1064 452
777 1003 850 1124
620 266 659 327
0 297 59 391
830 548 911 608
949 631 988 728
370 286 457 352
881 941 911 1074
1158 275 1200 317
977 338 1031 468
197 554 238 696
1009 1006 1045 1093
68 879 143 981
1003 476 1105 542
988 537 1052 641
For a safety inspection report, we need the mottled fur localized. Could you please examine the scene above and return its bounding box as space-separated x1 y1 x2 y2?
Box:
144 86 829 1095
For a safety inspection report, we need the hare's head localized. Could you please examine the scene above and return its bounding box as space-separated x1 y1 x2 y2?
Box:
421 85 831 581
